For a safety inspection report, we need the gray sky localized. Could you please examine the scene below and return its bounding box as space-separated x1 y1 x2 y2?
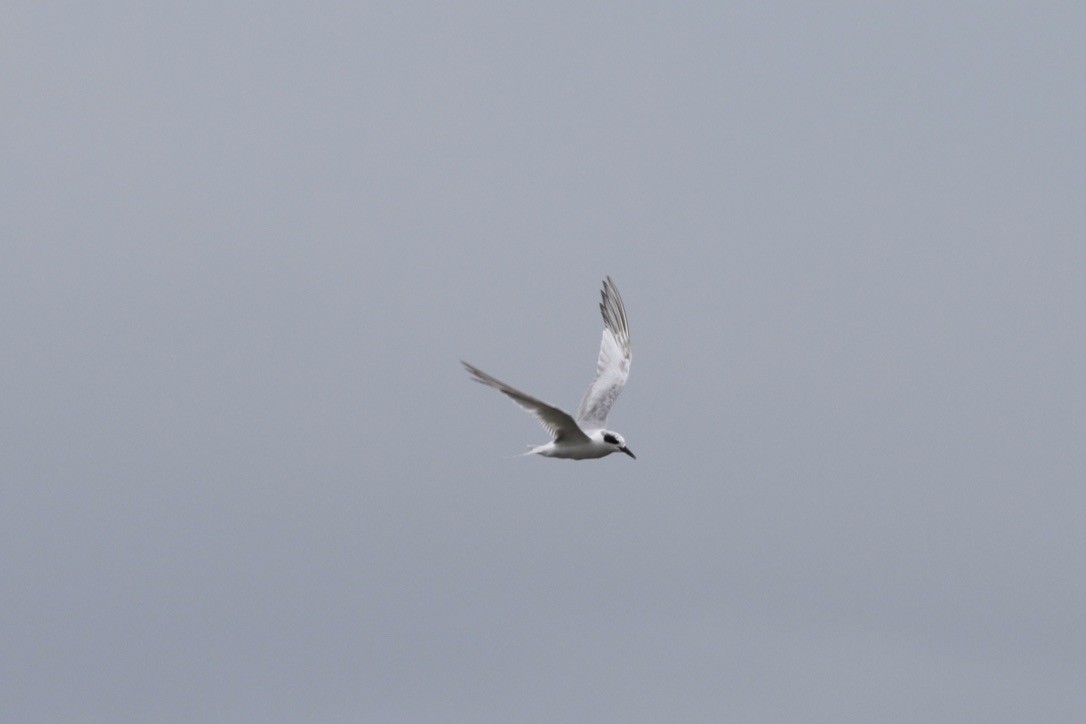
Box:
4 2 1085 721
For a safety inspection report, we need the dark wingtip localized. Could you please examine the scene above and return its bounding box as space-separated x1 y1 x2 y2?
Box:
461 360 486 384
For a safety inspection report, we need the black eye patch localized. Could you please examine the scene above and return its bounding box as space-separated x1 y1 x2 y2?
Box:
603 433 619 445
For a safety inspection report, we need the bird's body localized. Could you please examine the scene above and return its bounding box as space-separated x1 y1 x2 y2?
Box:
462 277 635 461
526 430 629 460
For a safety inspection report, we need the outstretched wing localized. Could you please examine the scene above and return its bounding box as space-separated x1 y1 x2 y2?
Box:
575 276 631 429
462 361 591 444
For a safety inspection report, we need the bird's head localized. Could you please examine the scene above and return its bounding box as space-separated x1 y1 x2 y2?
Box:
602 431 636 459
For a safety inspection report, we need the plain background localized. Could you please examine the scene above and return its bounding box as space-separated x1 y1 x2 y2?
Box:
4 2 1084 721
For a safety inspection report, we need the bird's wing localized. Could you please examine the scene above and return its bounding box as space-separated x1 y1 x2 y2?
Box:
462 361 591 444
575 276 631 429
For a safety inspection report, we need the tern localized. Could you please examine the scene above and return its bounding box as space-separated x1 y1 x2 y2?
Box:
462 277 635 460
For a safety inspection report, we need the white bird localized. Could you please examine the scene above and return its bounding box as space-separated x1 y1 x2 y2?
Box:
462 277 635 460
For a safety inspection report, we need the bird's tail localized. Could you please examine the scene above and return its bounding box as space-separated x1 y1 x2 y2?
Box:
504 445 544 459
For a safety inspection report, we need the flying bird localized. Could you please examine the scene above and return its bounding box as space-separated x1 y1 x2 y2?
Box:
462 277 635 460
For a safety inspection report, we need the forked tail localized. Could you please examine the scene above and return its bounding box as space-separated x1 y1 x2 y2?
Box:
504 445 546 459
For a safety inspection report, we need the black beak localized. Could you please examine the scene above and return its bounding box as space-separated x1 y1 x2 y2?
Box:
620 446 636 459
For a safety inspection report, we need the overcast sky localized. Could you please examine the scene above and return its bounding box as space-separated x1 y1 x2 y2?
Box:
4 2 1085 721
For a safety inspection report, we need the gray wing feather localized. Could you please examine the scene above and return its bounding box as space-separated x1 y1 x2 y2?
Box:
575 277 631 429
462 361 591 443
